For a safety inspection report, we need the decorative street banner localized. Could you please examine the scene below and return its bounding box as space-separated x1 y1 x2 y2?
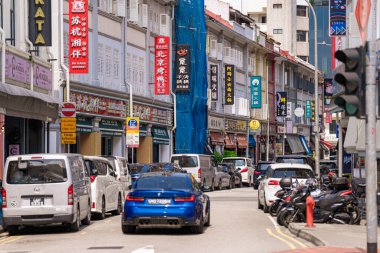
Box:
306 100 312 118
29 0 52 46
286 102 292 118
175 44 190 92
224 65 235 105
311 100 315 122
210 64 218 101
250 76 262 108
324 78 333 105
276 92 287 117
329 0 346 36
126 117 140 148
154 36 170 95
69 0 88 73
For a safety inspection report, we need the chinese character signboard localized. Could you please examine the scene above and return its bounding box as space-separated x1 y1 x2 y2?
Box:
175 44 190 92
329 0 346 36
210 65 218 101
126 117 140 148
69 0 88 73
324 79 333 105
224 65 235 105
29 0 52 46
250 76 262 108
155 36 170 95
276 92 287 117
311 100 315 122
306 100 312 118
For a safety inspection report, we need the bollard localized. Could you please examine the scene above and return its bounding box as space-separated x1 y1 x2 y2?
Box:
305 195 316 228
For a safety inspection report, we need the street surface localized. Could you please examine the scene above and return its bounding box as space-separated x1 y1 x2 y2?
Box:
0 188 312 253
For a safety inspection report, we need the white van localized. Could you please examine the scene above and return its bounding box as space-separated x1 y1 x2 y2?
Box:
2 154 92 235
170 154 216 191
102 156 130 194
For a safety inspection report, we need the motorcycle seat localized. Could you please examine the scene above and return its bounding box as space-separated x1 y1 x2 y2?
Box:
315 193 344 207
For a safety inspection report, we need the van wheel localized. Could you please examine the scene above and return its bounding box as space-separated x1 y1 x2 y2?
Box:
70 206 81 232
210 180 215 191
82 202 91 225
263 195 269 213
112 194 122 215
98 197 106 220
7 225 19 236
248 176 252 187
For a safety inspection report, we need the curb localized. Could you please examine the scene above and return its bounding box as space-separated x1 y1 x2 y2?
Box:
288 223 325 247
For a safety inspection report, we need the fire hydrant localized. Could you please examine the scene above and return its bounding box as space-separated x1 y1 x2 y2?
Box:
305 195 316 227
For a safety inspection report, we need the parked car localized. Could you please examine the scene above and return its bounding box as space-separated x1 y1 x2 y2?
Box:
84 156 124 219
218 163 242 188
257 163 315 213
275 155 315 171
253 161 274 190
156 162 186 173
2 154 92 234
221 157 254 186
320 160 338 174
214 165 232 190
122 172 210 234
102 156 130 194
128 163 162 185
171 154 216 191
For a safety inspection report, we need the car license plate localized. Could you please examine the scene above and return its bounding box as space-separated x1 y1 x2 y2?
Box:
148 198 171 205
30 198 44 206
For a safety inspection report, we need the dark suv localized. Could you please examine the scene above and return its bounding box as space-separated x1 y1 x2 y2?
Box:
253 161 274 189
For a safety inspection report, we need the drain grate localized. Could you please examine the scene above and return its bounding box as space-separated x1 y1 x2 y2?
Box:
88 246 124 250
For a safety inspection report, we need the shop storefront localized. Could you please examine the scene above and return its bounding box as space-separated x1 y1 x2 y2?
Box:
207 116 225 154
257 123 276 161
225 118 248 156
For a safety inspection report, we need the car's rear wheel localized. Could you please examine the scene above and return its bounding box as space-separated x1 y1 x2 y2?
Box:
217 179 222 190
210 179 215 191
205 202 211 227
112 194 122 215
122 224 136 234
97 197 106 220
70 206 81 232
257 193 264 210
263 195 269 213
248 176 252 187
7 225 19 236
191 213 205 234
82 201 91 225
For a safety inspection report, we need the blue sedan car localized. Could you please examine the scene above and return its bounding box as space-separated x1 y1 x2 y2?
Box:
122 172 210 234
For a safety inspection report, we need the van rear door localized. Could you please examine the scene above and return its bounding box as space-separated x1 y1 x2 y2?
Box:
171 155 200 182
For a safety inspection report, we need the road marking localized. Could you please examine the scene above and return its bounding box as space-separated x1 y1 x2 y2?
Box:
80 231 87 235
131 245 155 253
275 228 307 248
266 228 296 250
268 215 280 229
0 236 24 245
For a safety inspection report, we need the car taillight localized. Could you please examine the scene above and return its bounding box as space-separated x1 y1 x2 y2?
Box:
198 168 201 178
1 188 6 208
90 175 96 183
240 167 248 173
254 171 261 175
174 195 195 202
68 184 73 205
268 180 279 185
126 195 145 202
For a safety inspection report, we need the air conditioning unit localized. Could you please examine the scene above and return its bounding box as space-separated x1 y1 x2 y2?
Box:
127 0 139 23
209 39 217 58
160 14 171 36
224 47 231 64
116 0 125 17
217 43 223 61
140 4 148 28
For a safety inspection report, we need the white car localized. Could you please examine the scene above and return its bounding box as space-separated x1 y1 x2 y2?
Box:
84 156 124 219
257 163 315 213
102 156 131 195
221 157 254 186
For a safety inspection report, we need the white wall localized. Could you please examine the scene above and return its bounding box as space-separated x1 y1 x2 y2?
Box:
159 145 170 162
113 136 122 156
205 0 230 21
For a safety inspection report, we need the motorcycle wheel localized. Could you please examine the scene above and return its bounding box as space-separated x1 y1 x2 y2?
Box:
269 201 280 217
349 205 361 225
276 208 287 226
278 209 299 228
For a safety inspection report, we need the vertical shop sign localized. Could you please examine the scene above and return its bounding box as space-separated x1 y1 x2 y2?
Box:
311 100 315 122
329 0 346 36
29 0 52 46
69 0 88 73
210 64 218 101
276 92 287 117
126 117 140 148
324 78 333 105
306 100 312 118
250 76 262 108
154 36 170 95
224 65 235 105
175 44 190 92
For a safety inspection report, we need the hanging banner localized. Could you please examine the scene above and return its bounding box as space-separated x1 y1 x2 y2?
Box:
154 36 170 95
306 100 312 119
69 0 88 73
29 0 52 46
224 65 235 105
324 78 333 105
311 100 315 122
210 64 218 101
250 76 262 108
286 102 292 119
276 92 287 117
325 112 333 124
329 0 346 36
126 117 140 148
175 44 190 92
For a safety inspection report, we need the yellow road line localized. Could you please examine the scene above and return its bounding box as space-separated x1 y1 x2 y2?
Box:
0 236 24 245
276 228 307 248
266 228 296 250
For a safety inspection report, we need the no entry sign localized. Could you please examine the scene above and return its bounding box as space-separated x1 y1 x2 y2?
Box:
61 102 76 118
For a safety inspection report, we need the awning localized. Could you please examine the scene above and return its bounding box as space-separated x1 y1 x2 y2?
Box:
249 135 256 146
209 131 224 145
225 134 236 149
356 119 380 153
286 134 305 154
151 126 170 145
320 139 334 150
139 124 147 137
299 135 312 156
0 82 60 121
236 134 248 149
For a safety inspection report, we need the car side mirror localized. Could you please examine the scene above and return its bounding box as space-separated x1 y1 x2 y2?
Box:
128 185 132 190
110 171 116 177
257 175 263 181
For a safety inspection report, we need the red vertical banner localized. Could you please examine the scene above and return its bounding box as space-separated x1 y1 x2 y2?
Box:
154 36 170 95
331 37 336 70
69 0 88 74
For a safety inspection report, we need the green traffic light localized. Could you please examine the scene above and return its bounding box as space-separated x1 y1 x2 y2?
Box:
345 103 358 116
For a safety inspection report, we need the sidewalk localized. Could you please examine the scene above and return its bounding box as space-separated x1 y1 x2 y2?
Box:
288 222 380 249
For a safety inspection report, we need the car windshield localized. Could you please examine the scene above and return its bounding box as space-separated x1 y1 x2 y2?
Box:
134 175 191 190
171 156 198 168
223 159 245 166
276 158 308 164
257 163 271 171
7 159 67 184
271 168 314 179
129 164 151 174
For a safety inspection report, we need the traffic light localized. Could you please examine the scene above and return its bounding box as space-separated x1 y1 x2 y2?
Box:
334 47 366 118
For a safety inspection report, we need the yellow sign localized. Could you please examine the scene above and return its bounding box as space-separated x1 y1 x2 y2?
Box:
250 120 261 130
61 132 76 144
61 117 76 133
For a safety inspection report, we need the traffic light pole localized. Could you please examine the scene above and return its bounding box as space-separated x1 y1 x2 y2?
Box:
366 40 377 253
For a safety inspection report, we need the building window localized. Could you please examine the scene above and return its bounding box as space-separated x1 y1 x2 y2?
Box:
10 0 15 46
273 4 282 8
297 30 307 41
273 29 283 34
261 16 266 24
297 6 307 17
298 56 308 62
329 120 337 134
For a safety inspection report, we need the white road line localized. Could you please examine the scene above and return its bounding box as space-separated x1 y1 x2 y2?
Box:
131 245 155 253
268 215 280 229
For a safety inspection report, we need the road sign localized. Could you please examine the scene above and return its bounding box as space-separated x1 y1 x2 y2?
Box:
126 117 140 148
355 0 371 45
61 117 76 133
61 102 76 117
61 132 76 144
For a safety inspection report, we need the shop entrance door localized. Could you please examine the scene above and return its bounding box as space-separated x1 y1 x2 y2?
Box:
153 143 159 163
101 136 113 155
